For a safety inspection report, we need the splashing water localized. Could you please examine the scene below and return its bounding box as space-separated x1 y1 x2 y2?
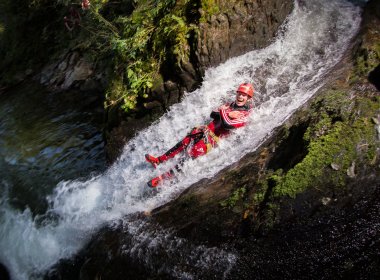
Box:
0 0 361 279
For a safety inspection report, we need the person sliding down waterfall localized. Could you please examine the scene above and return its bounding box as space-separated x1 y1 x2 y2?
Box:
145 83 254 188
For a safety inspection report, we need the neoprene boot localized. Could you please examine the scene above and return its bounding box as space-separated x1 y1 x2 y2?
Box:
145 154 160 168
147 175 164 188
147 170 175 188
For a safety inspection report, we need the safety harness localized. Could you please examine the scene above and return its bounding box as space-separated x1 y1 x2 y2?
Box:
188 125 220 153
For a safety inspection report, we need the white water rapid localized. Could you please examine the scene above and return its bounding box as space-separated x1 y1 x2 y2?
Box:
0 0 362 279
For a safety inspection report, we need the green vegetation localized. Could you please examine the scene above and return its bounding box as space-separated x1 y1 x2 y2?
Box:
276 121 365 196
350 24 380 84
199 0 220 22
0 0 223 113
220 187 246 208
275 92 378 197
106 0 198 111
355 43 380 76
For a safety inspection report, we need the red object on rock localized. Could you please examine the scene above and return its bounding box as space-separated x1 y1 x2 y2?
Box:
82 0 90 10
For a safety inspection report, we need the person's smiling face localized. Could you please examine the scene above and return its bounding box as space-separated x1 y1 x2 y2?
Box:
235 91 249 106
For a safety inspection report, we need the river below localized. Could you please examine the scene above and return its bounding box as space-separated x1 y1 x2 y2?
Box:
0 82 106 215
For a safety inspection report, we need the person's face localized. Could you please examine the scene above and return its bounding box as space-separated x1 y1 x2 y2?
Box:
235 91 250 106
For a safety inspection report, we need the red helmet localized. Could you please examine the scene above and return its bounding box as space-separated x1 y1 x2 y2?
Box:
237 83 254 98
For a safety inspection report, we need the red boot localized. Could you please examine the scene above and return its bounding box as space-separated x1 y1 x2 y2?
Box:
145 154 160 169
147 170 174 188
147 175 163 188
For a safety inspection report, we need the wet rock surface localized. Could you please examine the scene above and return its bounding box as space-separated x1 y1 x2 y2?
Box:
39 51 107 93
195 0 293 75
231 182 380 279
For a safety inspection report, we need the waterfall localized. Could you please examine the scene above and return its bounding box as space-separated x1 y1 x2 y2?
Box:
0 0 362 279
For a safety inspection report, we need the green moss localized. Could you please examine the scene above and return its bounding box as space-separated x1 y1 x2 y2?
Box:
350 29 380 84
250 170 281 205
263 202 280 228
153 13 196 66
199 0 220 22
271 95 380 199
151 73 164 92
304 112 333 141
252 190 266 206
220 187 246 209
355 43 380 77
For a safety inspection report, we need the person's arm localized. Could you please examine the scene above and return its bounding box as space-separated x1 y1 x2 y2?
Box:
210 103 232 120
210 109 220 120
219 106 251 129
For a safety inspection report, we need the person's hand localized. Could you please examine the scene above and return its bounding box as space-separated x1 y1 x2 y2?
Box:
228 111 244 119
219 104 229 110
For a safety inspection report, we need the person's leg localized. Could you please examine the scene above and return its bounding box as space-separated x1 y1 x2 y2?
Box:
146 129 206 187
145 136 192 168
147 159 185 188
159 128 207 161
147 169 175 188
159 136 192 162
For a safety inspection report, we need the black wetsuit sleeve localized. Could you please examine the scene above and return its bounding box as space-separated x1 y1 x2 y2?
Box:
210 110 220 120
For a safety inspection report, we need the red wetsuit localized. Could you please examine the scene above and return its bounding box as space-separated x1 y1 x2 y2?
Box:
157 101 252 162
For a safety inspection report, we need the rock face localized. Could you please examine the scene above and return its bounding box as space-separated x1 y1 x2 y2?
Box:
153 0 294 101
195 0 292 75
162 0 294 94
39 51 107 92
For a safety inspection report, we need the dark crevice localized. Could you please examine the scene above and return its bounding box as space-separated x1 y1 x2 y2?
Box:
99 0 136 19
0 263 10 280
368 64 380 91
331 115 344 123
254 177 278 236
267 121 310 172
